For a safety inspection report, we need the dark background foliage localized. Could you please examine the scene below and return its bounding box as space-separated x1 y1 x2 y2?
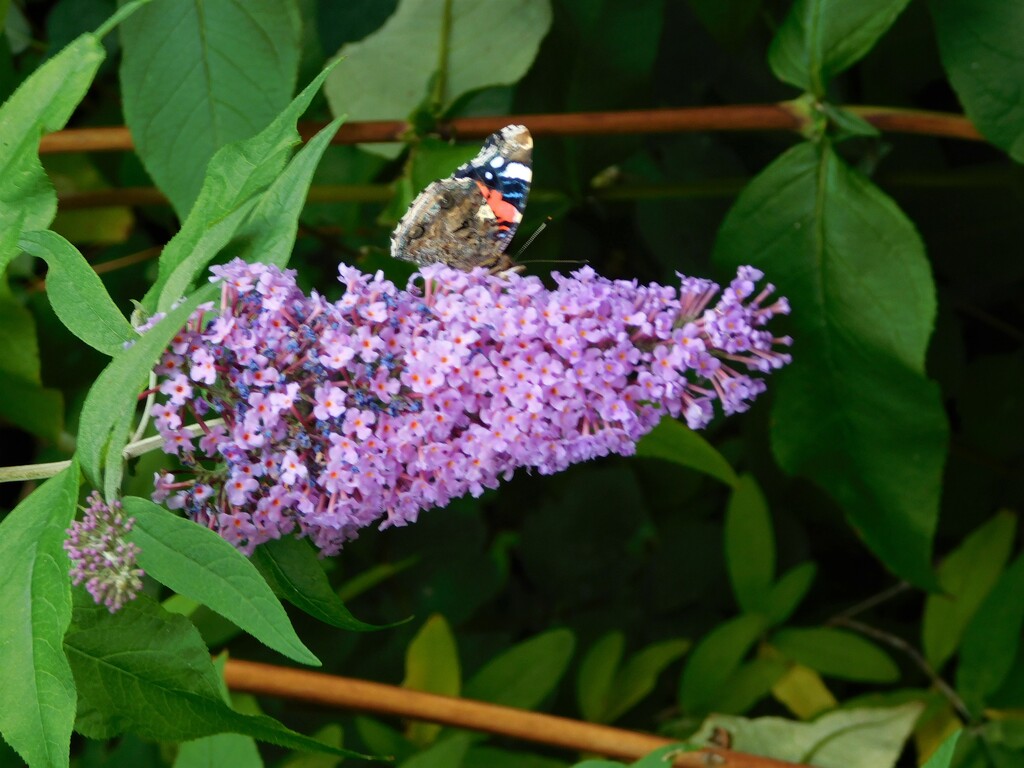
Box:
0 1 1022 766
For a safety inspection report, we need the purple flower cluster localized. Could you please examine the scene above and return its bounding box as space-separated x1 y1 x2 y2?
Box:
64 492 144 612
151 260 791 556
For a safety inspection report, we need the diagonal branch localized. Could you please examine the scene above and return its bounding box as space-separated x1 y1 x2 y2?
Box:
223 658 813 768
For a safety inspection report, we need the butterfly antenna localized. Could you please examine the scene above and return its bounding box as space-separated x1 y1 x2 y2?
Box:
513 216 552 260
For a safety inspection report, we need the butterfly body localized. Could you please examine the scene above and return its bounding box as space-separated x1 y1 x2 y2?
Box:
391 124 533 272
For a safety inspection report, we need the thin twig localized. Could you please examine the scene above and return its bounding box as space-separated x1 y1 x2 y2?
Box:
223 658 811 768
830 617 972 723
37 105 984 154
830 581 911 622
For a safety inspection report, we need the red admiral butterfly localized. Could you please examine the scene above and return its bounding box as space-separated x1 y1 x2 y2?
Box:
390 125 532 272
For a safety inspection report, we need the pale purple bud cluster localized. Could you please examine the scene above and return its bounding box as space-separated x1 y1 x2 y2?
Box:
150 260 791 556
64 492 144 612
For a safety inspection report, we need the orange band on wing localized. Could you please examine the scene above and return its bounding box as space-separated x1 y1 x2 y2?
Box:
475 181 521 230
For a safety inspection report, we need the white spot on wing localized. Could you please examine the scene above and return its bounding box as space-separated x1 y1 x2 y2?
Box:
501 162 532 182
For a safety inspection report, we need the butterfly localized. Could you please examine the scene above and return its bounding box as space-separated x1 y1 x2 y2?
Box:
390 124 532 273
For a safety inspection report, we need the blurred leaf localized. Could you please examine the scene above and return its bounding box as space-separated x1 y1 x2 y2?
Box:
464 746 569 768
769 0 912 96
464 628 575 710
635 417 738 487
771 663 837 720
279 724 345 768
956 553 1024 715
19 229 135 356
916 709 962 768
577 631 624 723
145 63 338 312
631 746 701 767
230 116 346 269
924 510 1017 670
401 733 472 767
607 638 691 723
403 614 460 745
771 627 899 682
47 154 133 245
0 464 79 768
252 536 383 632
324 0 551 137
679 613 767 716
173 732 262 768
123 497 320 667
355 717 417 764
921 730 961 768
65 596 363 757
725 474 775 613
119 0 301 215
714 141 947 590
764 563 817 627
694 702 923 768
714 657 788 715
410 138 481 193
930 1 1024 161
921 724 958 765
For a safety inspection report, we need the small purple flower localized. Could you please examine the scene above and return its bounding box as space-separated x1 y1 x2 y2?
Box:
64 492 144 612
148 259 792 556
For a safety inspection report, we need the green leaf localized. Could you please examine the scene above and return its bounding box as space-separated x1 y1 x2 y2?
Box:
174 732 263 768
679 613 767 716
401 733 472 768
768 0 912 96
119 0 301 216
464 628 575 710
764 562 817 627
694 703 923 768
714 658 789 715
0 463 79 768
355 717 417 764
65 597 365 758
122 497 319 667
924 511 1017 669
279 723 345 768
956 553 1024 715
19 230 135 356
324 0 551 137
577 632 624 723
0 31 104 269
714 141 947 590
772 627 899 683
725 474 775 614
922 730 962 768
76 283 216 487
230 116 346 270
251 535 383 632
635 418 738 487
144 62 338 312
403 614 460 745
930 1 1024 161
464 747 569 768
604 639 690 723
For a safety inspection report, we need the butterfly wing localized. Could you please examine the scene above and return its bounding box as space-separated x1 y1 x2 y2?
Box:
391 125 533 271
